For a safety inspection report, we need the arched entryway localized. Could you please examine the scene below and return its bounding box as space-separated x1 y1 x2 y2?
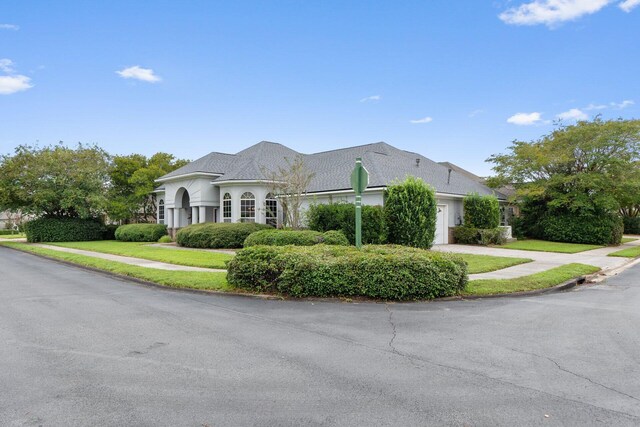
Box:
174 187 192 227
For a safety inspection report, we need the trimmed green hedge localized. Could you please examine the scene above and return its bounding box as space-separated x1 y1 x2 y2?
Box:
102 224 119 240
463 193 500 229
384 176 437 249
244 229 349 247
0 230 20 236
623 216 640 234
177 222 272 249
115 223 168 242
540 213 623 245
227 244 468 300
453 226 506 245
306 203 386 245
24 218 105 243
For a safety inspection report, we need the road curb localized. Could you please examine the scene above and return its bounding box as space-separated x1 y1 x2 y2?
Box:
0 243 600 304
1 244 285 301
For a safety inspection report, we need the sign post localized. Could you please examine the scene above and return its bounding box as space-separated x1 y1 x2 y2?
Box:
350 157 369 249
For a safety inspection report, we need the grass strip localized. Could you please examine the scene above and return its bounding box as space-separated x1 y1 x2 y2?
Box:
1 242 230 291
0 233 26 239
465 263 600 296
621 237 638 244
496 239 603 254
48 240 233 269
608 246 640 258
456 253 532 274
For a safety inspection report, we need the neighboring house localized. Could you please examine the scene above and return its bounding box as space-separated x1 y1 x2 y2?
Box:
0 210 28 231
438 161 519 225
155 141 505 244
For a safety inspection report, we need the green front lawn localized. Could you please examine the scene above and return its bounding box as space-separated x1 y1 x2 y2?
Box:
495 239 603 254
621 237 638 244
608 246 640 258
48 240 234 269
456 253 532 274
0 233 26 239
1 242 230 291
464 263 600 296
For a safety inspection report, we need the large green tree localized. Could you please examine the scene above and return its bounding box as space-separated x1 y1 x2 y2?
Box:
107 153 188 223
487 118 640 215
487 118 640 244
0 143 110 219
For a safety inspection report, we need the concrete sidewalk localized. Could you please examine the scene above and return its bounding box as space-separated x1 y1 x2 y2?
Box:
32 244 225 272
433 238 640 280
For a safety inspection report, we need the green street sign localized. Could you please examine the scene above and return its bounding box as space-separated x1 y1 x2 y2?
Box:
351 158 369 194
351 158 369 249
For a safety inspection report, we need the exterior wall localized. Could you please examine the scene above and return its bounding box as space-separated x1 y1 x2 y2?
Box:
217 183 280 225
163 177 219 209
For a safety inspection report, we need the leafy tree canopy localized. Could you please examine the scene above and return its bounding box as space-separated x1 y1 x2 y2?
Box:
107 152 188 223
487 117 640 215
0 143 110 219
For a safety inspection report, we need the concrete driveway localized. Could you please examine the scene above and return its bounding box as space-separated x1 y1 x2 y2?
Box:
2 246 640 426
433 239 640 280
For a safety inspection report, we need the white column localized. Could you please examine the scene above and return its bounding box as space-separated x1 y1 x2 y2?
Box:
174 209 181 229
192 206 199 225
199 206 206 223
167 208 174 229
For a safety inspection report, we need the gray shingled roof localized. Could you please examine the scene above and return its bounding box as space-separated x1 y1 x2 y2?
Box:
158 141 504 199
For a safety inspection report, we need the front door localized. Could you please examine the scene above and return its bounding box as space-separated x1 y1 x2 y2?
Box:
434 205 448 245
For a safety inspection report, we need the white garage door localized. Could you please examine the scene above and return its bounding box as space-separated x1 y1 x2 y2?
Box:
434 205 448 245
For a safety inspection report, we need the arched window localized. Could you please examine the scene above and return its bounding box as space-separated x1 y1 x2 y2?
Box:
240 192 256 223
265 193 277 227
223 193 232 223
158 199 165 224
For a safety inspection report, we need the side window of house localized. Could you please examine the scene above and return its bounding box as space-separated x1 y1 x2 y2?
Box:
223 193 232 222
240 192 256 223
265 193 277 227
158 199 165 224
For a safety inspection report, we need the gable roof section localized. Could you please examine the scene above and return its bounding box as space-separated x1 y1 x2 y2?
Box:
158 141 504 199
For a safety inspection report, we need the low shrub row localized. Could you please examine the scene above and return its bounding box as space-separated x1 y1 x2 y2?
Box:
244 229 349 247
452 226 506 245
227 244 468 300
306 203 387 245
115 223 168 242
0 230 20 235
24 218 106 243
177 222 272 249
539 213 623 245
623 216 640 235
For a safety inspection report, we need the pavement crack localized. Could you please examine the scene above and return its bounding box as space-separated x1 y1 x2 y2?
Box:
510 348 640 403
384 304 399 355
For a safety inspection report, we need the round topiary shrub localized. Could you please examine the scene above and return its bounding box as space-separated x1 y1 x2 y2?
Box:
227 244 468 300
243 229 349 247
384 176 437 249
177 222 272 249
115 224 168 242
24 218 105 243
158 235 173 243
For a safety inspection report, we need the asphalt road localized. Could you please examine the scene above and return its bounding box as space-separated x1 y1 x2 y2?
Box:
1 247 640 426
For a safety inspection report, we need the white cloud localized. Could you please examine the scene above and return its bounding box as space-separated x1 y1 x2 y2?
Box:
0 75 33 95
611 99 635 109
0 24 19 30
499 0 613 26
557 108 588 121
0 59 14 73
410 116 433 124
116 65 161 83
360 95 380 102
507 112 543 125
469 109 485 117
0 59 33 95
619 0 640 12
584 103 608 110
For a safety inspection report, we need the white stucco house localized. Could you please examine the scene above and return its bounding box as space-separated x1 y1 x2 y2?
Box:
154 141 505 244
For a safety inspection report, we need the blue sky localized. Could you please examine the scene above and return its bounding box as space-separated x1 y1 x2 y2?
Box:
1 0 638 175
